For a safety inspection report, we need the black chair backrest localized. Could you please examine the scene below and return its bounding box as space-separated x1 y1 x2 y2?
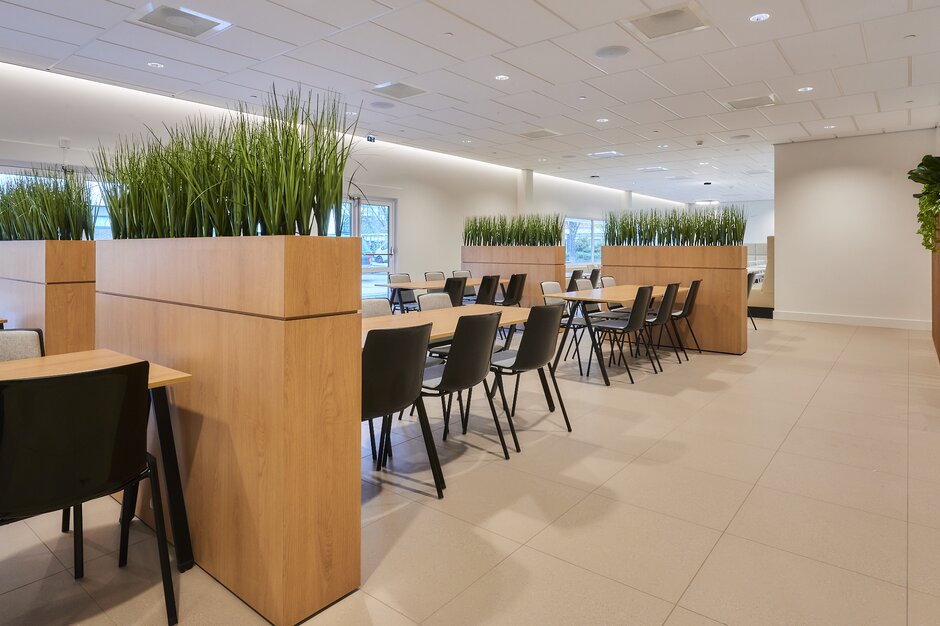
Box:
575 278 600 314
513 304 565 371
746 271 757 297
362 323 432 420
649 283 680 326
475 275 500 305
677 279 702 318
444 276 467 307
439 312 501 392
625 286 654 331
589 268 601 288
566 270 583 292
0 362 151 519
500 273 526 306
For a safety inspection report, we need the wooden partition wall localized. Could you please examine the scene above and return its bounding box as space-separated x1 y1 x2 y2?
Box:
0 240 95 354
933 224 939 359
602 246 748 355
461 246 565 308
96 236 361 626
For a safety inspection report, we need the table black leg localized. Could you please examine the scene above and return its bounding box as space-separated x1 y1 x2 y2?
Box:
396 288 406 314
151 387 195 572
579 303 610 386
552 305 577 371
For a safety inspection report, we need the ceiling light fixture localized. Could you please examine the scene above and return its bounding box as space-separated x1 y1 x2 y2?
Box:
657 144 669 148
596 118 609 123
147 61 165 68
577 96 587 100
699 162 709 165
346 111 358 116
905 34 917 39
797 86 814 93
494 74 510 81
595 45 630 59
461 139 472 144
695 200 719 205
749 12 770 22
823 124 836 129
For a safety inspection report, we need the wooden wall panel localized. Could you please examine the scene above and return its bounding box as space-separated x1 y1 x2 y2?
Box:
602 246 747 355
95 236 361 626
461 246 565 308
934 225 939 360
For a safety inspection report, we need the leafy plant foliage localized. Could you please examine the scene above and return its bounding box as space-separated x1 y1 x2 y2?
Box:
0 168 96 240
94 89 356 239
463 214 563 246
907 155 940 252
604 206 747 246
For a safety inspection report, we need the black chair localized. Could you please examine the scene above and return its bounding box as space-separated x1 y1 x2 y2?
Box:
420 312 515 460
475 275 500 305
0 362 178 625
497 273 526 307
388 272 419 313
444 276 467 307
453 270 477 303
646 283 682 370
362 323 446 498
588 268 601 288
746 271 758 330
671 279 703 358
565 269 583 292
490 304 571 434
592 286 657 384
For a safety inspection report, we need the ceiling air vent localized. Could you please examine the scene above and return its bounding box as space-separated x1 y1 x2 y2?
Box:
746 169 773 175
727 94 777 110
638 166 668 172
138 6 227 38
372 82 426 99
520 129 561 140
587 150 623 159
625 2 710 41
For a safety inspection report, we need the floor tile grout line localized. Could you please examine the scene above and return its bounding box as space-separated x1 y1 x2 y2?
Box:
907 328 911 626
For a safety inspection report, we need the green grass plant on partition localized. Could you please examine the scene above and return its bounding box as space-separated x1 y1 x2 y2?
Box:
604 206 746 246
94 89 357 238
0 168 96 240
463 214 563 246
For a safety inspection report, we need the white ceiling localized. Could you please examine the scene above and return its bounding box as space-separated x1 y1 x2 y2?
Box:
1 0 939 202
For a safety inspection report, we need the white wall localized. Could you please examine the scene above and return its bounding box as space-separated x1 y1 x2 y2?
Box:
732 199 774 243
632 192 688 211
775 129 935 329
530 173 627 220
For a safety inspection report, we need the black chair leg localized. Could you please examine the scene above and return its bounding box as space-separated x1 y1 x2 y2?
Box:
749 310 758 330
536 367 556 412
385 416 393 461
376 414 392 471
494 373 521 453
60 508 70 533
415 397 445 497
73 504 83 579
510 374 520 417
367 418 377 460
547 364 572 432
147 454 178 626
442 393 454 441
119 483 140 567
686 318 703 353
462 386 473 434
672 318 689 361
483 378 511 459
663 323 682 364
646 327 663 372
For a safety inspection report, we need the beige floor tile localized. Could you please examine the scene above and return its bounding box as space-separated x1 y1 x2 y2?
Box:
680 535 906 626
678 397 802 450
495 432 635 491
663 607 725 626
727 486 907 585
797 405 908 445
78 538 264 626
26 496 153 569
301 591 416 625
361 502 519 622
561 409 682 458
0 521 65 595
596 459 752 530
361 481 412 528
0 570 112 626
425 546 672 626
423 462 588 543
809 380 908 420
728 374 821 404
909 590 940 626
642 430 775 483
910 429 940 484
911 477 940 529
758 452 907 520
910 523 940 597
780 426 907 476
361 420 411 459
528 494 719 602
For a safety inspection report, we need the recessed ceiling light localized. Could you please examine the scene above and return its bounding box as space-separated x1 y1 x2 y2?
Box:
699 162 709 165
494 74 510 81
537 158 548 162
595 45 630 59
443 31 454 37
577 96 587 100
596 118 609 123
657 144 669 148
797 86 814 93
346 111 358 116
905 34 917 39
461 139 472 144
823 124 836 129
147 61 165 68
730 134 751 140
749 12 770 22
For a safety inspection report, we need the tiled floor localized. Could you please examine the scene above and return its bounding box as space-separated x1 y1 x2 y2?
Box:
3 319 939 625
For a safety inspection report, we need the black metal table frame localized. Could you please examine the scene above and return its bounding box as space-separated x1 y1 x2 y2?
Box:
552 299 611 386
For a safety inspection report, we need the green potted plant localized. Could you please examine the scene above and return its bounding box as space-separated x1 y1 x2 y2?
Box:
907 155 940 252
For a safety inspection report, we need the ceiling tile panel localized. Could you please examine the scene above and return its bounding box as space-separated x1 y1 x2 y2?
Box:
0 26 78 64
777 25 867 73
753 122 809 142
758 101 822 124
271 0 392 28
834 58 909 95
184 0 336 44
75 41 225 84
5 0 132 28
100 23 257 73
704 42 794 85
552 23 662 74
207 28 295 61
375 1 512 60
815 93 879 118
251 56 372 92
641 27 733 62
54 55 199 95
562 109 631 129
642 57 729 94
327 22 458 73
655 92 726 117
537 82 624 110
422 108 497 129
801 116 856 135
854 109 910 130
711 108 773 130
537 0 647 29
288 40 412 85
910 105 940 127
493 91 572 117
496 41 605 84
877 84 940 111
222 69 324 98
913 51 940 86
0 2 102 45
407 69 504 102
394 114 466 134
429 0 574 46
533 115 600 134
607 100 677 124
587 69 673 103
862 7 940 61
805 0 906 30
707 82 774 104
630 122 683 140
665 116 726 134
696 0 813 47
765 71 841 103
448 56 553 94
454 99 537 124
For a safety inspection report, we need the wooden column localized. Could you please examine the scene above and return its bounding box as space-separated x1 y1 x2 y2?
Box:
95 236 361 626
461 246 565 308
0 240 95 354
602 246 748 355
933 221 939 360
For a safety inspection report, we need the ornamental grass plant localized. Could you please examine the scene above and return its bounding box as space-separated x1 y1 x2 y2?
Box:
463 214 563 246
604 206 747 246
0 168 95 240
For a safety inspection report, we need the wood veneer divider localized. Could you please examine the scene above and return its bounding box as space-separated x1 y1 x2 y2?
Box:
601 245 748 355
96 235 361 626
933 221 939 360
461 245 565 308
0 240 95 354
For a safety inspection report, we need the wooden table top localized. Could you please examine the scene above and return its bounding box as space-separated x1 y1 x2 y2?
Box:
375 277 509 290
0 349 192 389
0 319 6 325
362 304 530 346
555 284 690 304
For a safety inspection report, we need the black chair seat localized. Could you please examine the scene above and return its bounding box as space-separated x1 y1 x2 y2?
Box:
421 363 446 390
593 318 630 332
490 349 519 370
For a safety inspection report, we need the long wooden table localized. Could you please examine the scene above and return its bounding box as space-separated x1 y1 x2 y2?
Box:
553 284 689 386
0 349 195 572
375 278 510 312
361 303 530 346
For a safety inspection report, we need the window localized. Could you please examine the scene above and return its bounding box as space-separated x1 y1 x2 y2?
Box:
564 217 605 266
329 196 397 298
